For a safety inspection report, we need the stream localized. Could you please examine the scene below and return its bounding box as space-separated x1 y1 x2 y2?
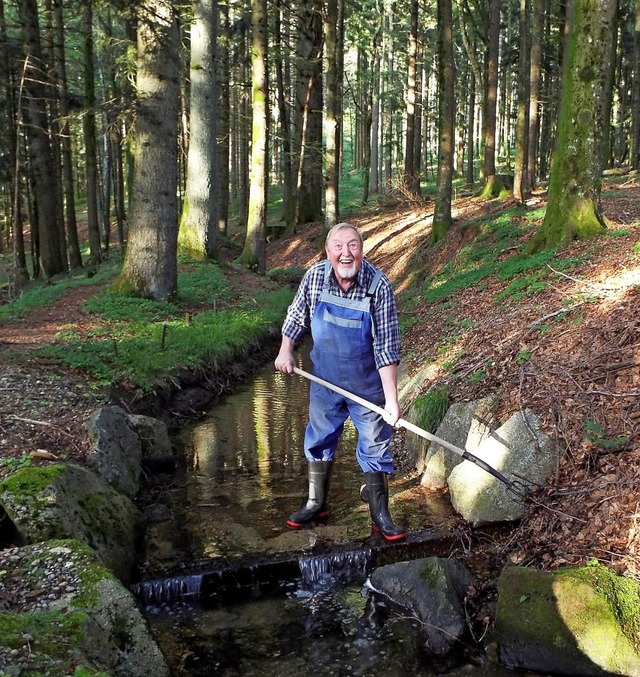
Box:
135 347 537 676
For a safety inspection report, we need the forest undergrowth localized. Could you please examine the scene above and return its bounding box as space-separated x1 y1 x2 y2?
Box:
2 175 640 585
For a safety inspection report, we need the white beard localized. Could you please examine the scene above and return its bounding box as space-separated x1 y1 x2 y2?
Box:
337 261 357 280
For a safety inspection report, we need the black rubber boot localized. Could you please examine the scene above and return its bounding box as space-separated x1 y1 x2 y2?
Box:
287 460 333 529
364 471 406 541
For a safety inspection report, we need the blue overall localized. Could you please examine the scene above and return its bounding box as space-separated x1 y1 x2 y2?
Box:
304 261 395 474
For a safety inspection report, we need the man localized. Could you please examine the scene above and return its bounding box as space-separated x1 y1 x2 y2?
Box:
274 222 406 541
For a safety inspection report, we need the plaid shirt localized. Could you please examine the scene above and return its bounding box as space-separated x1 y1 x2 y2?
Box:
282 258 401 370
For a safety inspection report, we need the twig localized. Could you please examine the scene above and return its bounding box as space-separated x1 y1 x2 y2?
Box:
528 301 585 329
9 415 53 427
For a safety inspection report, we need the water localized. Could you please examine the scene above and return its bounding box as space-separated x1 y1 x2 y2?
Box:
137 348 532 676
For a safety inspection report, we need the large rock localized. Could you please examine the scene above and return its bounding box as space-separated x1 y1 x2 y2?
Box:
0 540 169 677
0 464 142 582
368 557 474 656
85 405 142 498
496 565 640 676
447 408 558 525
415 397 497 490
128 413 175 471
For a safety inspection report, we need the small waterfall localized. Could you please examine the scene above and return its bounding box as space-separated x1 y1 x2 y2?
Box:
298 548 372 585
132 574 203 605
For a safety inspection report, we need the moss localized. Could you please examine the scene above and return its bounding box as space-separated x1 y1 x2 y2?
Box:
420 562 440 587
0 464 66 499
412 387 449 434
497 565 640 673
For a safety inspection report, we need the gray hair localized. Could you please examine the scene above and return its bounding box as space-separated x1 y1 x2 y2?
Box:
325 222 363 248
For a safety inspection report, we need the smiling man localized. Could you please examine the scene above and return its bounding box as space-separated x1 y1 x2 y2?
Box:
274 222 405 541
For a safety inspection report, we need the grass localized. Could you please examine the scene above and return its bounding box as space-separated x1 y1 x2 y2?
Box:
3 254 293 393
406 202 598 307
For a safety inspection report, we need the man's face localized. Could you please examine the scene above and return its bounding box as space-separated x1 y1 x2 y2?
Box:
326 227 363 282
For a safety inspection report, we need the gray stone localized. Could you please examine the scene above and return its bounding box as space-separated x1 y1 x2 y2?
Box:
447 409 559 525
86 405 142 498
416 397 497 490
0 540 169 677
128 413 175 471
368 557 474 656
0 464 143 582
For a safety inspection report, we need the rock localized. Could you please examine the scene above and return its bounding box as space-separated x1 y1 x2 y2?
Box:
496 564 640 676
0 540 169 677
0 464 143 582
447 408 558 525
128 413 175 471
415 396 497 490
171 386 214 415
367 557 474 656
85 405 142 498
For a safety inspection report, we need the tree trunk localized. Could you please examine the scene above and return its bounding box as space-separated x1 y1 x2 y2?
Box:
403 0 419 196
82 0 102 266
633 0 640 169
529 0 618 251
481 0 501 189
239 0 268 272
118 0 180 300
513 0 531 202
431 0 455 243
179 0 219 260
324 0 339 229
18 0 65 278
292 0 323 226
217 0 230 236
0 0 26 280
53 0 82 268
527 0 543 187
274 0 292 226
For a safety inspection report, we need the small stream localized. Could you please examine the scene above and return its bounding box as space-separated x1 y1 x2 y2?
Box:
136 347 535 676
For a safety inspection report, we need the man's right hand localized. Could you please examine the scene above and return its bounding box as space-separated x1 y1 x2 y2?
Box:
274 338 296 373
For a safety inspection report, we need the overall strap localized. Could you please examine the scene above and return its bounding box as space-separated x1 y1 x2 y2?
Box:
322 260 332 290
366 268 383 297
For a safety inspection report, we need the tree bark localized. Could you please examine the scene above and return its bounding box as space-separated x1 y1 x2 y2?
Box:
513 0 531 202
529 0 618 251
324 0 340 229
118 0 180 300
431 0 455 243
179 0 219 260
291 0 323 226
403 0 419 196
217 0 230 236
239 0 268 272
82 0 102 266
52 0 82 268
18 0 65 278
481 0 501 187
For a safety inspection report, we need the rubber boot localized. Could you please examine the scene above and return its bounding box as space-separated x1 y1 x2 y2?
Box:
364 471 406 541
287 460 333 529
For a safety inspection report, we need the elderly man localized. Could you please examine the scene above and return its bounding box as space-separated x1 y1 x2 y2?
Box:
274 222 405 541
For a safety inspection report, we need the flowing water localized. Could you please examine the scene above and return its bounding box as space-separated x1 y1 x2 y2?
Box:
137 347 535 676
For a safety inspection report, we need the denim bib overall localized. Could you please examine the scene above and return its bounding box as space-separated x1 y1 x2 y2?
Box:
304 261 395 474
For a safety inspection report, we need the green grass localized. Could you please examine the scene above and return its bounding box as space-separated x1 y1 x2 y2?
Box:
406 202 602 307
3 255 293 393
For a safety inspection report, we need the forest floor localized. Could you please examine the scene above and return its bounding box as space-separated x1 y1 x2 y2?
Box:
2 176 640 588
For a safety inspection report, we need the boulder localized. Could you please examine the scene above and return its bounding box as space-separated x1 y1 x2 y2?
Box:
367 557 474 656
128 413 175 471
447 408 558 525
496 564 640 676
0 464 142 582
85 405 142 498
0 540 169 677
416 396 497 490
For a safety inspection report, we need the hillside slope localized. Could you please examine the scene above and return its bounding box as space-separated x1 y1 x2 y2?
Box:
268 178 640 579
